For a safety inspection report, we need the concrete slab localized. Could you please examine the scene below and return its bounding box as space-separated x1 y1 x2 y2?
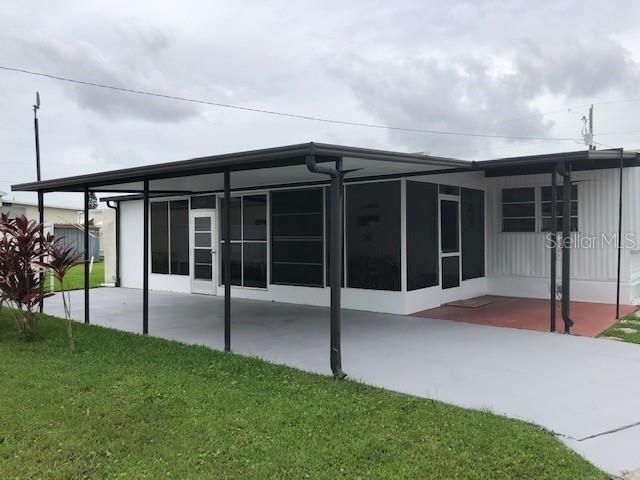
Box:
45 287 640 475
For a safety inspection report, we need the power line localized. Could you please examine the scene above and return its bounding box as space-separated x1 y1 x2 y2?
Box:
0 65 583 143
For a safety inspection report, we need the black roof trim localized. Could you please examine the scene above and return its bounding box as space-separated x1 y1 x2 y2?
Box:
12 142 469 193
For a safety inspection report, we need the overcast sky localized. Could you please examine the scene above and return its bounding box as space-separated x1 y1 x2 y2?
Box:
2 0 640 207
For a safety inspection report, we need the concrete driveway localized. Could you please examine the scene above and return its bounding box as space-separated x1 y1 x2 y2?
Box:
45 287 640 475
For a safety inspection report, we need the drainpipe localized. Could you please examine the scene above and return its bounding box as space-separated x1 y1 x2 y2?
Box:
106 201 121 287
616 150 624 319
557 161 574 334
306 146 347 379
550 165 558 332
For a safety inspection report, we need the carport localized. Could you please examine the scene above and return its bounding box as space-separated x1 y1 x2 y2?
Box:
13 143 638 377
13 142 472 377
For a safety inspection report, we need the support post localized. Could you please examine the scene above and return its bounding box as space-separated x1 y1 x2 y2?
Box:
550 165 558 332
114 202 121 287
559 161 574 334
38 191 44 313
616 151 624 319
106 201 121 287
143 180 149 335
224 170 231 352
306 148 347 379
83 188 90 324
329 159 344 377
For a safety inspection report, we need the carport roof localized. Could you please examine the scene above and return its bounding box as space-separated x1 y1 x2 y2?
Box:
11 142 639 195
11 142 470 194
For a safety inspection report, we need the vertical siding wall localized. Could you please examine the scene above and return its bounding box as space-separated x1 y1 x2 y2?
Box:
486 167 634 303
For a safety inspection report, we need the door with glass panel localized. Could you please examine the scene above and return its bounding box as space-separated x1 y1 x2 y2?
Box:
190 210 217 294
439 187 461 290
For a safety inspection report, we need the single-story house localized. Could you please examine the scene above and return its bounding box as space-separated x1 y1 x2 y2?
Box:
12 143 639 376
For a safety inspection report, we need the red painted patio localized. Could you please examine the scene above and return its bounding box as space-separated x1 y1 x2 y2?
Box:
412 296 636 337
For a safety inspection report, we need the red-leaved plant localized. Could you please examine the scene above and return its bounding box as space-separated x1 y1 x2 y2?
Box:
41 240 84 352
0 214 53 339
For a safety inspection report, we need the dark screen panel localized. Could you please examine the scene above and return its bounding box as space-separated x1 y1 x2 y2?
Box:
220 197 242 241
271 188 323 287
461 188 485 280
442 256 460 289
221 243 242 286
324 186 344 287
440 199 459 253
406 181 439 290
346 181 401 291
150 201 169 274
190 195 216 209
243 242 267 287
242 195 267 241
169 200 189 275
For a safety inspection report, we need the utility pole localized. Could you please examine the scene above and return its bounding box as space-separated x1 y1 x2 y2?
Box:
33 92 44 313
588 104 595 150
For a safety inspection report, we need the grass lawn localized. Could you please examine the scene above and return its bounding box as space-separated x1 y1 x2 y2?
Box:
0 311 605 479
43 261 105 292
601 308 640 344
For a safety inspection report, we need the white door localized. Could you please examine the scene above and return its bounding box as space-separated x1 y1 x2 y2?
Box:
191 210 217 294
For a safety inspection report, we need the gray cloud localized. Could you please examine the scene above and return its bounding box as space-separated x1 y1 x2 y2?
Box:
1 0 640 206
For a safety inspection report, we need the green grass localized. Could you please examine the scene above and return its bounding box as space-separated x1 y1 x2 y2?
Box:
43 261 105 292
601 308 640 344
0 311 605 479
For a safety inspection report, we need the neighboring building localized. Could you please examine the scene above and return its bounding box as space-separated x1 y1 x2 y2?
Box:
1 192 111 268
12 143 640 316
0 192 80 224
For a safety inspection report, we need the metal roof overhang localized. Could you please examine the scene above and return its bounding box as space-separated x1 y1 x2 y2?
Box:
11 142 471 194
479 149 640 177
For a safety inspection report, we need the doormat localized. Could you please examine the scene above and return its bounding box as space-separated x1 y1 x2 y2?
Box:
444 297 492 308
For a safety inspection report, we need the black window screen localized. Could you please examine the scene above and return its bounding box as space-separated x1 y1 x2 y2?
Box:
502 187 536 232
442 256 460 289
440 199 459 253
406 181 439 290
190 195 216 209
346 181 401 291
541 184 578 232
461 188 485 280
151 202 169 274
271 188 323 287
220 195 267 288
169 200 189 275
324 186 344 287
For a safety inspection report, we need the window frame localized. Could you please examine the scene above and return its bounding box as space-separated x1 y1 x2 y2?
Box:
500 185 579 233
501 187 537 233
150 198 190 276
218 193 269 290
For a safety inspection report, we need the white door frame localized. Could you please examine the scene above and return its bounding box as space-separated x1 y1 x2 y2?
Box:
190 209 218 295
438 194 462 289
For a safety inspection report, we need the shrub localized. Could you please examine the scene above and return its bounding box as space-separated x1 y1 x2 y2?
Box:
0 214 52 339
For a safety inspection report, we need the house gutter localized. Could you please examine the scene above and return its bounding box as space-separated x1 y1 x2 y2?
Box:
305 144 348 379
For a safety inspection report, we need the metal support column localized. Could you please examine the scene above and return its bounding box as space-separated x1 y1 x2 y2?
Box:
38 191 44 313
224 170 231 352
143 180 149 335
329 159 344 377
306 149 347 379
616 151 624 319
114 202 121 287
558 162 574 334
83 188 90 324
550 165 558 332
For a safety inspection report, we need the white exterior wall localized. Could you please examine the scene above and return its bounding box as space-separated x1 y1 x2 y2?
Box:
485 167 636 304
117 166 638 314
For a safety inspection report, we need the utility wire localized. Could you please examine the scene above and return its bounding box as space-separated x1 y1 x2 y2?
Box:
0 65 583 142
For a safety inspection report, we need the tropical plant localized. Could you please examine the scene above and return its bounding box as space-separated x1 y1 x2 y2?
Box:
0 214 52 339
41 240 84 351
